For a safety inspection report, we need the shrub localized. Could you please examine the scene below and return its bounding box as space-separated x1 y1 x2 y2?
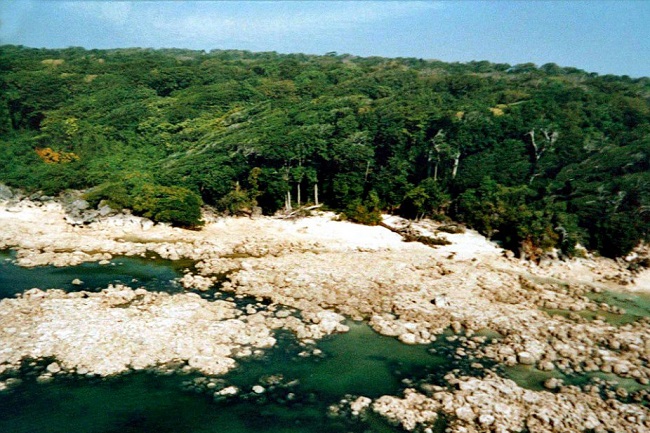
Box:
342 191 382 225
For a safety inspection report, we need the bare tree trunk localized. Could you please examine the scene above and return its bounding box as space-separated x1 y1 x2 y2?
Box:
364 160 371 182
527 128 558 183
297 182 301 207
451 151 460 179
428 129 445 180
314 183 319 206
285 191 292 212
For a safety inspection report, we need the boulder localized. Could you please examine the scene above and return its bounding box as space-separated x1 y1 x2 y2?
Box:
70 199 89 211
350 396 372 416
0 184 13 200
478 413 495 426
98 205 114 217
517 351 536 365
455 405 476 422
216 386 239 396
543 377 562 390
46 362 61 374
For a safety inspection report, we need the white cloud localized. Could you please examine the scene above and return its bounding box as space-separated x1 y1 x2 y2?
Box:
59 1 442 47
61 1 132 25
167 2 441 36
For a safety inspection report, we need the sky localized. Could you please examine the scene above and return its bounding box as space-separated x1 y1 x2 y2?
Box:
0 1 648 78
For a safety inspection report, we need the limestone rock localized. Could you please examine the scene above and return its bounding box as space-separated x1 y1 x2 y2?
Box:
350 396 372 416
517 351 536 365
46 362 61 374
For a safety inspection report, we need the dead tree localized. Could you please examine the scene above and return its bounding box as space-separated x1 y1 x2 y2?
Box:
527 128 558 184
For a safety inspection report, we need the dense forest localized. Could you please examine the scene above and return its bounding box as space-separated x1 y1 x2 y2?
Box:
0 45 649 258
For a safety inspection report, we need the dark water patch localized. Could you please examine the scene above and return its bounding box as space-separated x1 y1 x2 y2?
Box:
0 360 403 433
0 249 194 298
228 323 493 401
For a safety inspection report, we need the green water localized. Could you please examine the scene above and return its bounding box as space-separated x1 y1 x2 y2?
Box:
541 288 650 326
2 252 647 432
0 249 192 298
586 290 650 322
0 324 444 433
229 322 450 399
0 255 450 433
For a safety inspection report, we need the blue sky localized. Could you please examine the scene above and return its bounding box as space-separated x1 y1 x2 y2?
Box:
1 1 648 77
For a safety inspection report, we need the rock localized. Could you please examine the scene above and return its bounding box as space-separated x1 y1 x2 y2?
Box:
455 405 476 422
350 396 372 416
46 362 61 374
543 377 562 390
216 386 239 396
478 413 495 426
70 199 89 211
36 374 54 384
431 296 447 307
98 205 114 217
538 360 555 371
275 310 291 318
5 378 22 388
613 362 629 375
0 184 13 200
399 333 418 345
616 387 629 399
517 351 536 365
71 279 84 286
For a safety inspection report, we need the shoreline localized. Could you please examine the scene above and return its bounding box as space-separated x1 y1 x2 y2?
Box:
1 197 649 432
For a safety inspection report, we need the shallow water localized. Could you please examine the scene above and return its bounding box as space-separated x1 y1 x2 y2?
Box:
0 324 442 433
0 249 192 298
1 253 647 432
542 289 650 326
0 255 447 433
586 290 650 322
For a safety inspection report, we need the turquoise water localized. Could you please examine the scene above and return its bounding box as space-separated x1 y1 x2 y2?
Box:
0 253 452 433
0 249 192 298
543 289 650 325
2 251 647 432
0 325 445 433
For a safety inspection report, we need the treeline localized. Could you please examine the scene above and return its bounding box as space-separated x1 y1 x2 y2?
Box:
0 45 648 257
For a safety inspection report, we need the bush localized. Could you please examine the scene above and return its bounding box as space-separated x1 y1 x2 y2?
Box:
134 184 203 228
342 191 382 225
85 174 203 227
216 182 256 215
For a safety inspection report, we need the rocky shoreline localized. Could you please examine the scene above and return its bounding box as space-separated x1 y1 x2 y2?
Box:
1 192 649 432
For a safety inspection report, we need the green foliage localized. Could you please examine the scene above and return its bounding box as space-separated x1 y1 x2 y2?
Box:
216 181 257 216
342 191 382 226
134 184 203 228
84 173 203 227
456 178 557 255
1 45 648 256
400 178 451 219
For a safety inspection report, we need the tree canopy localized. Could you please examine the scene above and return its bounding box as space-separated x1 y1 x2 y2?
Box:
1 45 648 256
